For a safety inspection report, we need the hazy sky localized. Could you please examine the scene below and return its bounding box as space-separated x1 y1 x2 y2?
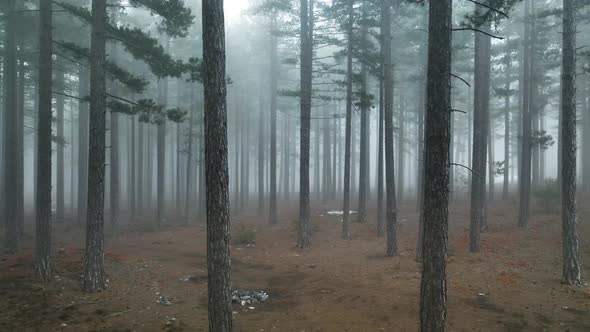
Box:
225 0 250 22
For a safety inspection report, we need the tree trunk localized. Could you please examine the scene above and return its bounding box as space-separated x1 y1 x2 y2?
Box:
130 114 136 221
269 14 278 225
377 72 384 237
297 0 313 248
323 110 332 203
383 0 397 257
185 88 195 221
503 45 511 200
560 0 582 286
3 0 19 253
314 118 320 199
78 66 90 224
56 67 65 224
357 56 368 223
16 51 25 235
518 0 532 228
398 98 405 202
202 0 232 328
35 0 53 281
469 19 491 252
83 0 108 293
419 1 452 329
156 38 169 228
258 76 265 215
341 0 354 240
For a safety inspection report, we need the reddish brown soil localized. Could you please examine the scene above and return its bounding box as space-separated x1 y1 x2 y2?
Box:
1 199 589 331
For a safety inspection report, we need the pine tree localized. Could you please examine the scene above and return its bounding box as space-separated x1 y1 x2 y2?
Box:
202 0 232 329
35 0 53 282
560 0 582 286
419 0 452 329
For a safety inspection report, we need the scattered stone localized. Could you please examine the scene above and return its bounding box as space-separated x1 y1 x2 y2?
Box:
157 295 172 306
232 289 269 306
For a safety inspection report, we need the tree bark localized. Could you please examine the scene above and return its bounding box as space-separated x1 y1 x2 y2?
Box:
83 0 108 293
503 44 511 200
518 0 532 228
3 0 19 253
56 67 65 224
297 0 313 248
202 0 232 328
35 0 53 282
78 66 90 224
419 1 452 329
383 0 398 257
560 0 582 286
469 19 491 252
341 0 354 240
269 14 278 225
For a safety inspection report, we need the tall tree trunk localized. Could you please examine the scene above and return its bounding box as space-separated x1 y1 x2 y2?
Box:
110 111 119 232
469 19 491 252
130 115 136 221
357 54 368 223
419 1 452 329
268 14 278 225
3 0 19 253
323 110 332 203
383 0 397 257
137 122 144 212
284 116 290 200
560 0 582 286
56 67 65 224
185 87 195 221
398 98 405 202
503 45 511 200
35 0 53 281
314 119 320 199
16 51 24 235
341 0 353 240
156 38 169 228
582 74 590 191
78 67 90 224
297 0 313 248
377 72 384 237
258 77 265 215
202 0 232 328
518 0 532 228
488 122 494 201
83 0 108 293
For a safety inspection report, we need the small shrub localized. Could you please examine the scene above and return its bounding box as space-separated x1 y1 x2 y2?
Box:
534 178 560 212
232 224 256 245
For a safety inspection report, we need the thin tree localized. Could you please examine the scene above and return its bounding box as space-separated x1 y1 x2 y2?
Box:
518 0 532 227
3 0 19 254
560 0 582 286
298 0 313 248
83 0 108 293
419 0 452 329
469 18 492 253
341 0 354 240
383 0 397 257
35 0 53 282
202 0 232 329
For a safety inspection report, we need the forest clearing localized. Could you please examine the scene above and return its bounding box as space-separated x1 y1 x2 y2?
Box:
1 199 589 331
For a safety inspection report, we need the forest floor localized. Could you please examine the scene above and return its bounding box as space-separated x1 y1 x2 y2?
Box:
1 198 590 331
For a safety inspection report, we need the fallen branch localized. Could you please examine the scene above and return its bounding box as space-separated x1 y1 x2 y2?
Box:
105 309 132 318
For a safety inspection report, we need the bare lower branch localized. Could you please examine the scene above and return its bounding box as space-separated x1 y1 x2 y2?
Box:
450 163 483 179
451 73 471 87
453 28 505 40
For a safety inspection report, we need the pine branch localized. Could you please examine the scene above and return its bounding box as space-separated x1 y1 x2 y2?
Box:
464 0 509 19
453 27 504 40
